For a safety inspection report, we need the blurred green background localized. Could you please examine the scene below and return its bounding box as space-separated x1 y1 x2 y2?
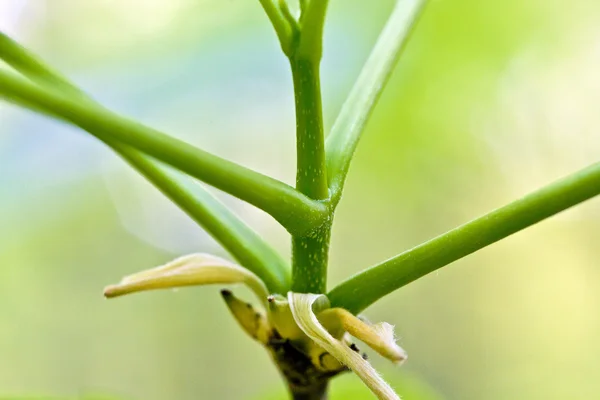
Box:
2 0 600 399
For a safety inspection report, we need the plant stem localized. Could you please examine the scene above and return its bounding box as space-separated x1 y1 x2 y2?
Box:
296 0 330 62
0 32 74 94
325 0 427 203
111 143 290 293
292 221 332 294
328 161 600 313
0 31 290 291
291 59 329 200
289 36 330 294
258 0 296 56
0 69 327 235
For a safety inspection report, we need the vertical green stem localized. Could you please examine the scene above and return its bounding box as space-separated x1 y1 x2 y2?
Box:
290 57 330 294
290 58 328 199
292 221 332 294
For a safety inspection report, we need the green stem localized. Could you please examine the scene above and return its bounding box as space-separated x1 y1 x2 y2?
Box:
111 143 290 293
325 0 427 203
258 0 295 56
0 32 75 94
296 0 330 62
292 221 332 294
298 0 308 15
0 31 290 291
289 43 330 294
291 58 328 200
328 161 600 313
0 69 327 235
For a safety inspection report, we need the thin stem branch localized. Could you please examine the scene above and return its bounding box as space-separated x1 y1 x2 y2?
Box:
0 31 290 291
112 144 290 292
0 33 76 94
258 0 296 56
0 69 327 235
328 162 600 313
325 0 427 203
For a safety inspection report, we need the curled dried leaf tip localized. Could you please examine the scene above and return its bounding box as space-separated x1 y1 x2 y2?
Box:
103 253 269 303
288 292 405 400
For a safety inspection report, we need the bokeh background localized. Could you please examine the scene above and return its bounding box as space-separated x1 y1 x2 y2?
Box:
2 0 600 399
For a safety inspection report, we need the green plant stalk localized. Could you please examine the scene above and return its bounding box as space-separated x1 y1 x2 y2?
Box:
328 161 600 313
298 0 308 15
296 0 330 62
7 3 600 399
291 59 328 200
0 33 74 94
258 0 295 56
289 17 331 294
0 69 327 235
0 32 289 291
292 220 332 294
325 0 427 203
111 144 290 292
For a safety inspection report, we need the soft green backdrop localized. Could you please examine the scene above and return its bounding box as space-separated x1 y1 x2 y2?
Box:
1 0 600 399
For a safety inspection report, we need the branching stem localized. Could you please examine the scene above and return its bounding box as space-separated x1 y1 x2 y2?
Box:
325 0 427 203
328 162 600 313
0 69 327 235
258 0 296 56
0 32 290 291
111 144 290 292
